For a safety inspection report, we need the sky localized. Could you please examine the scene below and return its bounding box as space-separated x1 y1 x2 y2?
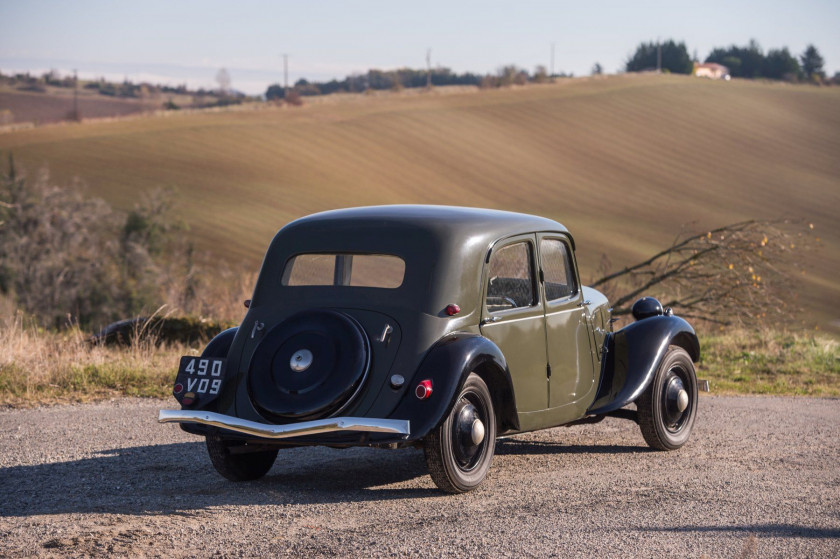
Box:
1 0 838 95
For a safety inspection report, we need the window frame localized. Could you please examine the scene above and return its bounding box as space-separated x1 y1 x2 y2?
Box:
482 235 540 316
280 252 406 289
536 234 581 308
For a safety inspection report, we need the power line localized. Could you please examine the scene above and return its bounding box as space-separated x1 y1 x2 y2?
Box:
426 48 432 88
657 38 662 73
550 42 555 80
73 69 79 121
283 54 289 95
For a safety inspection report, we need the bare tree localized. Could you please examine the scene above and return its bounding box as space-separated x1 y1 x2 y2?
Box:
215 68 231 96
591 220 820 325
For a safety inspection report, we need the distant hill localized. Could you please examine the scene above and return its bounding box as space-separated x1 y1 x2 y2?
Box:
1 74 837 331
0 89 151 126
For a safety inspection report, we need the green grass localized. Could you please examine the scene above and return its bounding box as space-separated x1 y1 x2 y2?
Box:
0 361 177 404
699 329 840 396
1 74 838 331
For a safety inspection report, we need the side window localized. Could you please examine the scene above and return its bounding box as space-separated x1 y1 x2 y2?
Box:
540 239 578 301
486 241 535 312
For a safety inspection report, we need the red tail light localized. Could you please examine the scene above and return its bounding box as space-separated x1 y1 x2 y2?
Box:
445 304 460 316
415 379 433 399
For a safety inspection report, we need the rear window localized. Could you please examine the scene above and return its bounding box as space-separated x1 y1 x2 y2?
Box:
282 253 405 289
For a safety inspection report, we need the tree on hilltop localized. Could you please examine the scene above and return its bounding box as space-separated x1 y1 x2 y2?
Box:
706 40 764 78
626 40 693 74
763 48 802 81
800 45 825 81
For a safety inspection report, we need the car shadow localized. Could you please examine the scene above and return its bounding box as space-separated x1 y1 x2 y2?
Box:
1 438 652 517
495 439 650 456
0 442 438 518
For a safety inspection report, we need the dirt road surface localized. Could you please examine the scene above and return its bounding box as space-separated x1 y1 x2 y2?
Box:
1 396 838 558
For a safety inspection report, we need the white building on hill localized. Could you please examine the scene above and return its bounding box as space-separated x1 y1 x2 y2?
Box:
694 63 730 80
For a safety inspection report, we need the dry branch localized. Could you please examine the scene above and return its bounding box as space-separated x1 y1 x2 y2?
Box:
592 220 820 326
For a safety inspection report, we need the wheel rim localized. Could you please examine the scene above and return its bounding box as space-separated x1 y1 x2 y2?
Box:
450 391 490 471
661 365 693 433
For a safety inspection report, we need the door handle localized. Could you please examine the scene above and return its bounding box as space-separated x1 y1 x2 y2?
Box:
578 300 591 307
481 316 501 325
379 323 393 343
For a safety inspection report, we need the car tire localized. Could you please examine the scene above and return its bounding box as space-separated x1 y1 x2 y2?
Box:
423 373 496 493
636 345 698 451
205 432 279 481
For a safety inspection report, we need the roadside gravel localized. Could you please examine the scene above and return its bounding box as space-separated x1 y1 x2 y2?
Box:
0 396 837 558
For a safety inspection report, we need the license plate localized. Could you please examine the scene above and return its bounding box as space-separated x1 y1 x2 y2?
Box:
173 356 227 406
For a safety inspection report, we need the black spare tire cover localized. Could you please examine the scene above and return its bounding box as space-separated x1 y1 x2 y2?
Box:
249 310 370 422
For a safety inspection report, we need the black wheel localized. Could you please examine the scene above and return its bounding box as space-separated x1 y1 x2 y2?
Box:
205 432 278 481
423 373 496 493
636 346 698 450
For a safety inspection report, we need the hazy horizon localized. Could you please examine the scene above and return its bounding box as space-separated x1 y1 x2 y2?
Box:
2 0 839 95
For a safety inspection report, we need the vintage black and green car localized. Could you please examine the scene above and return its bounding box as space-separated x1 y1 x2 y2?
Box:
160 206 700 493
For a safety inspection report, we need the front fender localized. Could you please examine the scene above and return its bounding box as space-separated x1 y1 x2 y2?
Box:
587 315 699 415
387 333 518 440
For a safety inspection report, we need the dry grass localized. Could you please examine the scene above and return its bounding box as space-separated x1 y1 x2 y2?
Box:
0 311 200 407
1 302 836 406
698 327 840 396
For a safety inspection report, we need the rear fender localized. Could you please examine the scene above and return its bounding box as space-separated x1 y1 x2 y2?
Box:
387 333 519 440
179 327 239 436
203 327 239 358
587 316 699 415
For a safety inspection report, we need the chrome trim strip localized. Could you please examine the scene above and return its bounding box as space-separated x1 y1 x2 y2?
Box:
158 410 410 440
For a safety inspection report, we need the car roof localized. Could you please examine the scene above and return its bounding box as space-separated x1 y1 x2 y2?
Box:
254 205 575 318
283 205 573 250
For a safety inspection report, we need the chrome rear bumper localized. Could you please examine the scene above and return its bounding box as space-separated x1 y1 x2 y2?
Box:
158 409 410 440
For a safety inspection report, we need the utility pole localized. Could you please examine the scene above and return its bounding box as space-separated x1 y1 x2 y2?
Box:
550 42 555 81
283 54 289 96
426 48 432 89
656 39 662 73
72 68 79 121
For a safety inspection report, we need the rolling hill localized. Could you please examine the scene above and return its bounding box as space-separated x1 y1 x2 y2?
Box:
1 74 838 331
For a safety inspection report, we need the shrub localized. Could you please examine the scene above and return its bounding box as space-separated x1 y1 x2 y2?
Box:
285 90 304 106
0 159 190 329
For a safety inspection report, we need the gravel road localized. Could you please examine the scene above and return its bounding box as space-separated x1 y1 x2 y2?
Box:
1 396 838 558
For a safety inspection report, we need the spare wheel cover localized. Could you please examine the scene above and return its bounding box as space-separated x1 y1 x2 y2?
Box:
249 310 370 421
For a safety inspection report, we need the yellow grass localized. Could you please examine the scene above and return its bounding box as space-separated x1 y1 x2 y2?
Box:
0 311 194 407
2 310 835 405
1 74 838 331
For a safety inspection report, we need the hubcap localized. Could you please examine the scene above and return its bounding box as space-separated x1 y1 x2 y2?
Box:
676 389 689 413
451 396 489 471
471 418 485 445
662 369 692 432
289 349 313 372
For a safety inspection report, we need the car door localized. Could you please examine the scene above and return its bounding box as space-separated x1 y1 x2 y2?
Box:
479 235 548 413
537 234 597 409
